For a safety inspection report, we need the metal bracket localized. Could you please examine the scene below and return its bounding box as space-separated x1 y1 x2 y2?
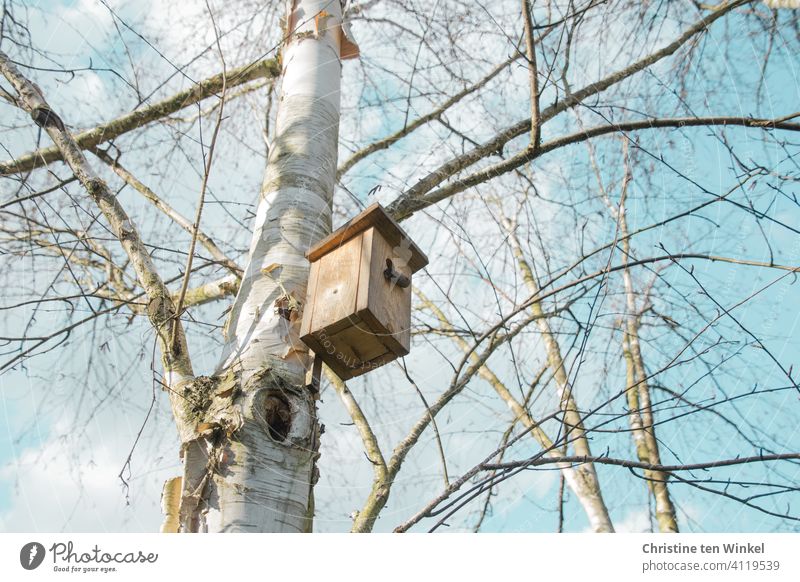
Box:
305 351 323 394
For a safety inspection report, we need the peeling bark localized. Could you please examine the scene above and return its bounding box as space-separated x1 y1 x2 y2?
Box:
160 477 183 533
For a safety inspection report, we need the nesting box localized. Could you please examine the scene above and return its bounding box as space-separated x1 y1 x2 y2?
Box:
300 203 428 380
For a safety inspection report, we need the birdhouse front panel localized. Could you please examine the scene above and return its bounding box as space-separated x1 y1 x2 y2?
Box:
300 203 428 380
304 233 363 335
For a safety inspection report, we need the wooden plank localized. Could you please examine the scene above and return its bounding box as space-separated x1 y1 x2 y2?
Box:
308 233 363 333
346 350 400 380
301 313 390 381
355 227 374 314
362 229 412 355
306 203 429 273
357 306 407 357
330 322 388 367
300 332 353 379
304 350 323 392
299 260 321 338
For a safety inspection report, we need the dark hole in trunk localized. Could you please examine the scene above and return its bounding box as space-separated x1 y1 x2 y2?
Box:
263 393 291 441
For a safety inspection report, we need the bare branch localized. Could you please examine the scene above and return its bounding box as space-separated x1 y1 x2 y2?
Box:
388 0 755 220
398 113 800 221
0 50 194 391
0 57 279 176
521 0 541 150
91 149 242 277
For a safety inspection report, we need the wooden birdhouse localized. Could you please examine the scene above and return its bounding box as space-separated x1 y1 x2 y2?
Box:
300 203 428 380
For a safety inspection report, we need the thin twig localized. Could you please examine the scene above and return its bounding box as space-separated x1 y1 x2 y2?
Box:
170 3 228 350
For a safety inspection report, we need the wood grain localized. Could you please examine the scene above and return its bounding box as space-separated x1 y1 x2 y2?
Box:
308 233 363 333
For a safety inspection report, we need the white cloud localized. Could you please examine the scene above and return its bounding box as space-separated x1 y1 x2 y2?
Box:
0 434 168 532
0 373 180 533
614 509 653 533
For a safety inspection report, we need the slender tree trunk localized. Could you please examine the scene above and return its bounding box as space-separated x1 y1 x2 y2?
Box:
606 139 678 533
622 320 679 532
618 204 679 533
503 218 615 532
177 0 345 532
416 290 614 532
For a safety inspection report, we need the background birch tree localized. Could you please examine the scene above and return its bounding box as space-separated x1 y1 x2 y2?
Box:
1 0 799 533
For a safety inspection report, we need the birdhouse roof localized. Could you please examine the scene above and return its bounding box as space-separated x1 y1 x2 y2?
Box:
306 203 429 273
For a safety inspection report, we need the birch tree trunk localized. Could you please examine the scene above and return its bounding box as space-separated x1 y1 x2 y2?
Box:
618 197 679 533
177 0 345 532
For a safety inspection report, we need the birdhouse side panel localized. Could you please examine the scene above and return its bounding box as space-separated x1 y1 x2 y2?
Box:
356 227 412 355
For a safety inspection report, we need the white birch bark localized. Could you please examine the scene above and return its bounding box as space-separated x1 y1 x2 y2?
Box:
618 197 679 533
177 0 345 533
